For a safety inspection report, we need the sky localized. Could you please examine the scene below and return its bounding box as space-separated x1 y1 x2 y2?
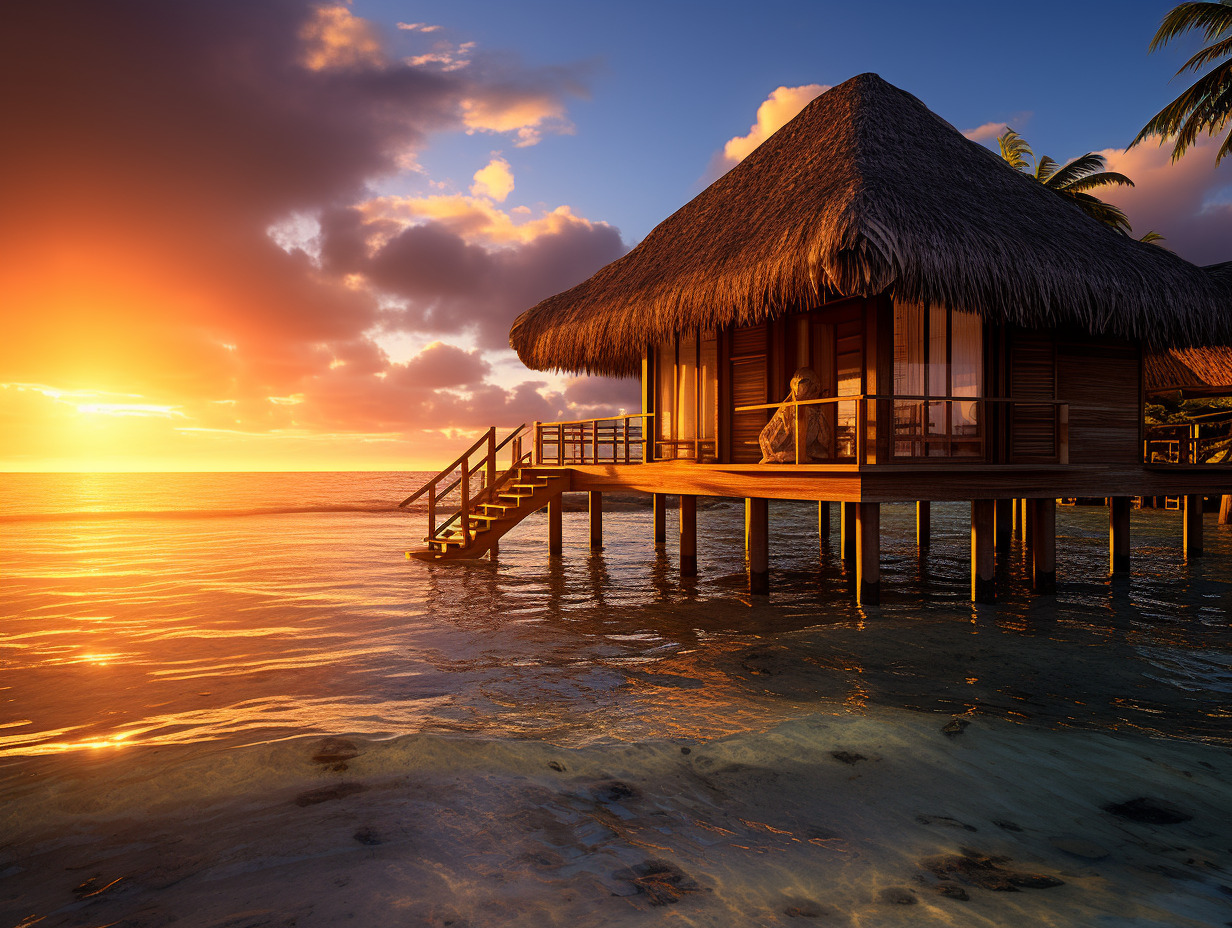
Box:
2 0 1229 472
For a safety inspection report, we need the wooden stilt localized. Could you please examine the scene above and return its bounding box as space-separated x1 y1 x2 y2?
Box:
1184 495 1204 559
1220 494 1231 526
489 540 498 560
916 501 930 549
589 491 603 551
1030 498 1055 593
748 497 769 595
1012 497 1023 539
548 494 563 556
856 502 880 605
679 494 697 576
841 502 857 566
1022 498 1033 557
995 498 1012 554
1109 496 1130 576
972 499 995 603
818 501 831 539
653 493 667 546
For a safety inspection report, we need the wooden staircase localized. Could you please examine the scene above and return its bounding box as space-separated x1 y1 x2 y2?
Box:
410 468 567 560
401 424 568 561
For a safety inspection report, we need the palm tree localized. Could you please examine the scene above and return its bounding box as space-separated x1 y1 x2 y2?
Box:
997 128 1142 236
1133 1 1232 164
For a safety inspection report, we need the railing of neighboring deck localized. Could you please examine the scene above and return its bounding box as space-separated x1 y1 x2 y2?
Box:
399 424 529 545
1144 424 1232 465
533 414 652 465
734 395 1070 465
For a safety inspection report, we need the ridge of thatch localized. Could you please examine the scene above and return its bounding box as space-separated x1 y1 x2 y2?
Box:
510 73 1232 377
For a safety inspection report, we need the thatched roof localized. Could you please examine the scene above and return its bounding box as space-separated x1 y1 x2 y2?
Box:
510 73 1232 376
1144 264 1232 395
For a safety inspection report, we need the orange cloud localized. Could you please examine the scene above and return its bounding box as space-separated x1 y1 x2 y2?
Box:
470 157 514 202
1098 135 1232 264
299 4 386 72
719 84 829 168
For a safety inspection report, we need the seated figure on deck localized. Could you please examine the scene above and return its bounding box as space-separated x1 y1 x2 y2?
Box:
759 368 833 463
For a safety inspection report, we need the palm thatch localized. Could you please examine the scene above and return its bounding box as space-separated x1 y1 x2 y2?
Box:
1147 263 1232 394
510 73 1232 376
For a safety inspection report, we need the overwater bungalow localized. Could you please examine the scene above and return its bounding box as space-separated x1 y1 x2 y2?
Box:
405 74 1232 604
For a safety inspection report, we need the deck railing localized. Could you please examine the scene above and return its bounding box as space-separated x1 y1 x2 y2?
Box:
1144 425 1232 465
533 414 652 465
733 395 1070 465
399 424 528 544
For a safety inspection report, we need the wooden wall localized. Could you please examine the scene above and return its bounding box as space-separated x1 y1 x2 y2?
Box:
1055 333 1142 464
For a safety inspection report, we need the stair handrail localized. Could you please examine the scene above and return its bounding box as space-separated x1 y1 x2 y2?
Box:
400 424 528 547
399 424 526 508
432 449 533 539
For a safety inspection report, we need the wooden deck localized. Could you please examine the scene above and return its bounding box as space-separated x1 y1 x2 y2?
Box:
546 461 1232 503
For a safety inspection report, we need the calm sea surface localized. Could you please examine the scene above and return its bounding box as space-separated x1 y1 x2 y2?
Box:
1 472 1230 926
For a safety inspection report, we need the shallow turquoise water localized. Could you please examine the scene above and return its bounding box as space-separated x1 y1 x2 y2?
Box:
1 473 1230 926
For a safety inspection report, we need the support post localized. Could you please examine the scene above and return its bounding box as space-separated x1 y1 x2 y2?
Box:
916 501 931 549
679 494 697 577
1220 494 1232 526
1184 495 1204 559
856 503 880 605
1012 497 1022 539
972 499 996 603
841 502 857 566
995 498 1012 555
1022 498 1034 557
747 497 769 595
653 493 667 547
589 491 603 551
1030 498 1056 594
1109 496 1130 576
548 494 563 556
818 501 831 540
489 540 498 560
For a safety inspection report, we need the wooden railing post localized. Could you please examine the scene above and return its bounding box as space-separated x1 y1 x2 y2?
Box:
557 424 564 466
623 416 631 463
460 455 470 545
512 436 522 468
533 421 541 465
856 398 868 464
591 420 599 464
427 478 437 539
793 400 805 465
486 427 496 491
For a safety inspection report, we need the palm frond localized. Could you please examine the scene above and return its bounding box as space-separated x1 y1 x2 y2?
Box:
1133 60 1232 159
1059 170 1135 194
1180 33 1232 71
1148 1 1232 53
1045 152 1111 188
1034 155 1059 183
1139 230 1167 243
997 127 1032 170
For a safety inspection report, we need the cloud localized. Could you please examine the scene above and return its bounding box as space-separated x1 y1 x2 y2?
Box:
470 157 515 201
300 3 386 71
1099 135 1232 265
0 1 621 467
323 195 627 350
963 121 1010 142
397 22 441 33
717 84 829 170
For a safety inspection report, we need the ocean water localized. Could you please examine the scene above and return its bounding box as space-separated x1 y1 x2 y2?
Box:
1 471 1230 927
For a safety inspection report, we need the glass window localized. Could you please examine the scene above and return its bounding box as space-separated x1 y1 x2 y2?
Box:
656 341 675 457
892 302 983 458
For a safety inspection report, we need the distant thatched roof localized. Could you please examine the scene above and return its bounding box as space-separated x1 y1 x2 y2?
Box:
1144 263 1232 395
510 73 1232 376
